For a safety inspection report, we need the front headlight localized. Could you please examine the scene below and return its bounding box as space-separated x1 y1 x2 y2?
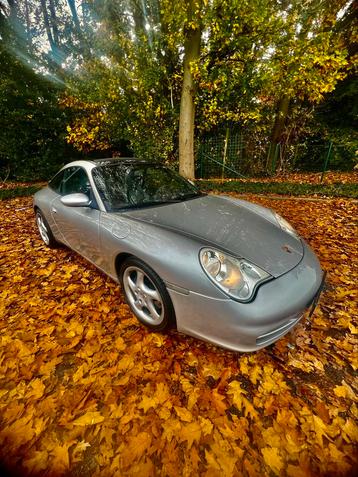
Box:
199 248 271 302
274 213 299 238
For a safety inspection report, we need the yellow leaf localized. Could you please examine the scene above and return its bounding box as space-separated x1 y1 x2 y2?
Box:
341 418 358 443
333 381 355 399
180 421 201 449
123 432 152 461
154 382 170 404
211 389 227 414
227 381 246 409
128 458 155 477
287 463 304 477
205 449 221 472
117 355 134 372
174 406 193 422
28 378 45 399
73 411 104 426
161 418 181 443
0 415 36 448
202 362 222 379
205 439 238 475
79 293 92 305
117 374 130 386
180 377 200 409
115 336 126 351
38 357 62 377
262 447 284 475
50 440 75 474
312 414 329 447
138 395 157 413
199 416 213 435
23 450 48 474
158 406 171 420
249 364 262 385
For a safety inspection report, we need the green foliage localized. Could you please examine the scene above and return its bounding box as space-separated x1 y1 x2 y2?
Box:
0 185 42 201
0 52 76 180
309 74 358 170
0 0 355 178
0 10 79 180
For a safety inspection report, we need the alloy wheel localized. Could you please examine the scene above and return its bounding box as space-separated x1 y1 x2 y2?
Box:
36 213 50 245
123 266 164 325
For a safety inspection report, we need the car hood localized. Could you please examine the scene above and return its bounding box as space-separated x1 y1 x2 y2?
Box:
123 194 304 278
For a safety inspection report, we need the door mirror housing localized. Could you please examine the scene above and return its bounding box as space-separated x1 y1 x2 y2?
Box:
60 193 91 207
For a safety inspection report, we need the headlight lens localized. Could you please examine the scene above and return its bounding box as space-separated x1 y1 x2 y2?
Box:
200 248 271 302
274 213 299 238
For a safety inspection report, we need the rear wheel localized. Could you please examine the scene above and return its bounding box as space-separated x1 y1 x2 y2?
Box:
35 209 58 248
120 257 176 331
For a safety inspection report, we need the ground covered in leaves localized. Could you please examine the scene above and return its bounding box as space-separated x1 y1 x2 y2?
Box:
0 195 357 477
198 171 358 184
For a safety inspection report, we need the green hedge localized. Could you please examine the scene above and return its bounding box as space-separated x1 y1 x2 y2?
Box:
197 181 358 198
0 185 42 200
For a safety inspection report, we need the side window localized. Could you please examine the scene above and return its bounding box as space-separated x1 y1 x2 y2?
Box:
48 170 65 193
61 167 91 196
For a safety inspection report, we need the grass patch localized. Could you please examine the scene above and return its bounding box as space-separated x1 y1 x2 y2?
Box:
0 185 42 200
197 181 358 198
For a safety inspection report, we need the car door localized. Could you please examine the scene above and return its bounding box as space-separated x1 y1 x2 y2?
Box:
51 166 102 266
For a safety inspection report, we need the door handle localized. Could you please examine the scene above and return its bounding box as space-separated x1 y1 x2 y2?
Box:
52 207 57 214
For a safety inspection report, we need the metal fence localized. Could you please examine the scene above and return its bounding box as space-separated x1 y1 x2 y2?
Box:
196 128 339 179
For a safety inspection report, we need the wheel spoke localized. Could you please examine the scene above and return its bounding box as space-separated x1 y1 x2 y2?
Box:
141 283 160 301
127 275 137 295
136 270 145 289
146 299 161 321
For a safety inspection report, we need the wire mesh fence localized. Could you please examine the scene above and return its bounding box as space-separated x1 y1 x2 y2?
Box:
196 128 345 179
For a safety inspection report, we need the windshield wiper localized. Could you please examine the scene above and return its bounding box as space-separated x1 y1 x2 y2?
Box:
172 191 205 201
118 199 182 210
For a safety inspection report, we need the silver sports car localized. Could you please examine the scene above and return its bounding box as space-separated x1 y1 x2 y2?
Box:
34 158 325 352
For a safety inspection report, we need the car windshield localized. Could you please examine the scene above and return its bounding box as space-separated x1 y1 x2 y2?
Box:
92 163 203 212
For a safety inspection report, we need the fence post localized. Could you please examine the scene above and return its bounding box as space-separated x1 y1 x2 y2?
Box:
271 143 279 175
221 127 230 179
199 149 203 179
320 141 333 183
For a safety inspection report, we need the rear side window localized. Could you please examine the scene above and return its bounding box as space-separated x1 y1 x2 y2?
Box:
48 170 65 193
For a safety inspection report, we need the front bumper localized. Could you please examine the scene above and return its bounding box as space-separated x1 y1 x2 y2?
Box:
168 240 324 352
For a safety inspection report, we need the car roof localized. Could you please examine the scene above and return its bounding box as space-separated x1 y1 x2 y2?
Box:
59 157 159 174
92 157 150 167
62 157 158 170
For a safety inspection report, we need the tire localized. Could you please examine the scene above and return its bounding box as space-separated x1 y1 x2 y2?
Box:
120 257 176 331
35 209 58 248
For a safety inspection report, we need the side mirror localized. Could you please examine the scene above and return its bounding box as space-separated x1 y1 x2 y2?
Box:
60 193 91 207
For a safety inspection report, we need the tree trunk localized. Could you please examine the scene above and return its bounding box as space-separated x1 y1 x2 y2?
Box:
48 0 60 47
40 0 56 56
267 95 290 173
179 5 201 179
67 0 81 32
24 0 32 49
6 0 18 21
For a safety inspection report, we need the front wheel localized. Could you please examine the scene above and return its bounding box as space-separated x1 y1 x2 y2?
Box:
35 209 58 248
120 257 176 331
